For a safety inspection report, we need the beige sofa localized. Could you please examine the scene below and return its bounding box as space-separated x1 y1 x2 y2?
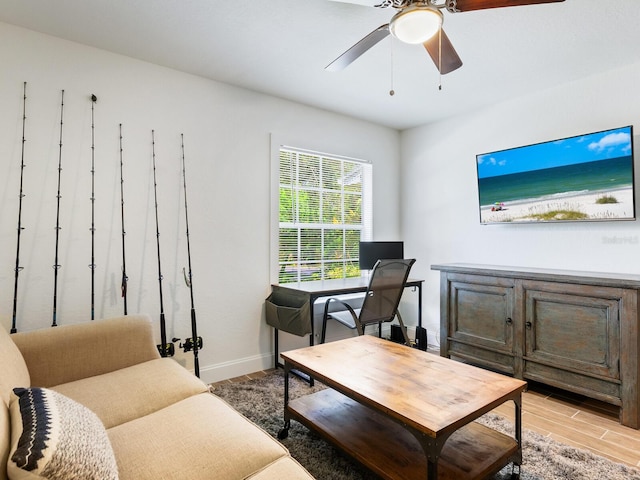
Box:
0 315 314 480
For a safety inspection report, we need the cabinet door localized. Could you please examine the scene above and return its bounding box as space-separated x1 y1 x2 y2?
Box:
448 276 515 354
523 282 620 381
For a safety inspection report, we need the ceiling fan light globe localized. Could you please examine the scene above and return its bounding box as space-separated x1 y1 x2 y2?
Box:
390 6 442 44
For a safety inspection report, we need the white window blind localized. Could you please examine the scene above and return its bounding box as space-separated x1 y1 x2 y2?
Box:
278 147 372 283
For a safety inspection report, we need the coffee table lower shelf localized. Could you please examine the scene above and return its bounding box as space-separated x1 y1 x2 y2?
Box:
286 388 519 480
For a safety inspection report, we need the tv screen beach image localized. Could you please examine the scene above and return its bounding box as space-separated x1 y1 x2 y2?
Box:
476 126 635 224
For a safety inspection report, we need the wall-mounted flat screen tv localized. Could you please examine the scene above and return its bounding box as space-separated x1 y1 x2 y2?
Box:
359 241 404 270
476 126 635 224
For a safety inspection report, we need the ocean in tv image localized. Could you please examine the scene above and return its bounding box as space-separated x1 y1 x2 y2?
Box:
476 126 635 224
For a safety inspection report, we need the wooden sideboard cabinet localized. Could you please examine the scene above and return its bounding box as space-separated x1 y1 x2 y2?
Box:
431 263 640 429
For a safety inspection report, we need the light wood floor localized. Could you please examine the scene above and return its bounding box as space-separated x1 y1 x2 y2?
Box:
491 381 640 469
213 370 640 470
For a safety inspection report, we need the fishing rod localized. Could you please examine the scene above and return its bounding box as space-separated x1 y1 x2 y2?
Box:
52 89 65 327
152 130 169 357
180 134 202 377
89 94 97 320
119 124 128 315
10 81 28 334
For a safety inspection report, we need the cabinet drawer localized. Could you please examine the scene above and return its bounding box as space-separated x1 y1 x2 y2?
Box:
449 341 516 375
524 361 621 405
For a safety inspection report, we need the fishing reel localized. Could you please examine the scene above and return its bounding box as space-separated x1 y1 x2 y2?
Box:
156 340 176 357
180 336 203 353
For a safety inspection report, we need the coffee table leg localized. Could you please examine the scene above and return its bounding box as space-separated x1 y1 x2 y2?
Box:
515 396 522 453
427 460 437 479
278 364 291 440
411 432 450 480
512 396 523 479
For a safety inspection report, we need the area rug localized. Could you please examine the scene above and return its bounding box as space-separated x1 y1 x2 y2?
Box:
212 371 640 480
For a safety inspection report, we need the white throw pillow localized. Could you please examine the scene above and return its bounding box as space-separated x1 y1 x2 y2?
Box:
7 387 118 480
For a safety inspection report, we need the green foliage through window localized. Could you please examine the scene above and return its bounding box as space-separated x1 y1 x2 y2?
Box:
279 148 370 283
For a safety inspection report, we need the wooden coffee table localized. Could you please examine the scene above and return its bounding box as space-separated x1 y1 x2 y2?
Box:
278 335 527 480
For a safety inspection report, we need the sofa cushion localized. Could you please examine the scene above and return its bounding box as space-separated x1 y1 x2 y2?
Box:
0 325 30 407
108 393 293 480
1 400 9 480
11 316 159 388
52 358 208 429
7 387 118 480
245 457 315 479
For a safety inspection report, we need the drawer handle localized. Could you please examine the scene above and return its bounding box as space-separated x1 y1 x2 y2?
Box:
526 321 532 329
506 318 513 325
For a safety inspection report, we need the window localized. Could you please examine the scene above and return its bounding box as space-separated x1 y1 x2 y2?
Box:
278 147 372 283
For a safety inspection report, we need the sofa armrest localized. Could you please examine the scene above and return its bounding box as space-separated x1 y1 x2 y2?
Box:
11 315 161 388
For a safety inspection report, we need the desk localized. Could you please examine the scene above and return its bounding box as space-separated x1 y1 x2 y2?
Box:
269 277 424 370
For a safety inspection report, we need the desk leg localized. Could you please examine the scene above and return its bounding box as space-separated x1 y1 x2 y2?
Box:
274 328 279 369
278 364 291 440
274 299 315 386
308 297 315 387
309 298 315 348
418 283 423 328
273 309 314 387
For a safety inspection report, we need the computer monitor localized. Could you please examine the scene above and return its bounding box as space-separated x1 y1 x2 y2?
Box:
358 241 404 270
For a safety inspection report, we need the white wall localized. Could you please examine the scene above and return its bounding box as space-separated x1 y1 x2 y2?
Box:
402 61 640 347
0 22 401 383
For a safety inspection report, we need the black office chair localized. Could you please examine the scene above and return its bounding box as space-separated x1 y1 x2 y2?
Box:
320 258 416 345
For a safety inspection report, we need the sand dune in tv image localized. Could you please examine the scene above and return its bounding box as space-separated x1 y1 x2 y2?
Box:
480 186 634 223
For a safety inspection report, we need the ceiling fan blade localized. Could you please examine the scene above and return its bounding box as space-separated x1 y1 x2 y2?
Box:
326 24 390 72
423 29 462 75
449 0 565 12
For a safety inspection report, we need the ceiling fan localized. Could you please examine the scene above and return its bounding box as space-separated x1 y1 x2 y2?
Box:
326 0 566 75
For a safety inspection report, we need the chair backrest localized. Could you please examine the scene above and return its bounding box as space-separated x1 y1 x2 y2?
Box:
358 258 416 327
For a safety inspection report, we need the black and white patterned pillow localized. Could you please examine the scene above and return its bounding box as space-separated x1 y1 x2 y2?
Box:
8 387 119 480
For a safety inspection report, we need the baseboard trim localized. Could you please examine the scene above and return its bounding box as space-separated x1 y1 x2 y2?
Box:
199 352 274 385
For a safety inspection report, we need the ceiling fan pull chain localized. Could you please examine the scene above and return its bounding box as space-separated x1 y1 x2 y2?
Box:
389 37 395 96
438 27 442 90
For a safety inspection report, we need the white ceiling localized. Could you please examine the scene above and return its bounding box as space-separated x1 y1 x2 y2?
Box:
1 0 639 130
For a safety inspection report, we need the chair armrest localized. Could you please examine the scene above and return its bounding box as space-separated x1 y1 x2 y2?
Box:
11 315 161 388
323 297 357 318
